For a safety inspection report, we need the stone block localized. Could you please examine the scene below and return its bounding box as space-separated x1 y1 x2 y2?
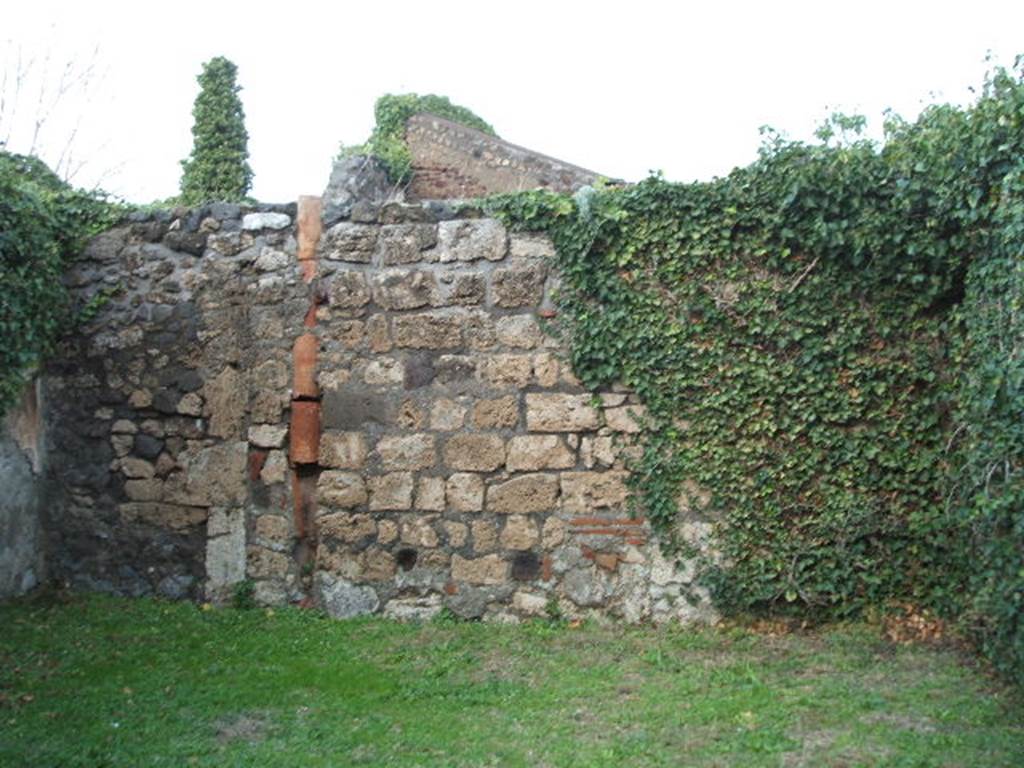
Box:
443 434 505 472
533 353 560 387
318 574 379 618
372 269 439 310
509 233 556 259
364 358 405 385
368 472 414 511
492 262 546 308
444 521 468 547
392 312 462 349
254 514 292 545
121 457 156 479
319 512 376 544
124 479 164 501
605 405 645 433
451 554 508 585
319 431 367 470
471 396 519 429
560 471 630 514
204 366 245 439
436 219 507 262
401 516 439 548
377 433 435 471
260 450 288 484
119 502 206 530
446 472 485 512
317 471 368 508
321 389 394 430
506 435 575 471
542 517 567 549
321 222 378 262
327 271 371 309
376 223 438 265
384 595 442 620
438 272 486 306
248 424 287 448
500 515 539 550
242 212 291 231
479 355 533 388
471 519 498 553
416 477 446 511
430 398 466 431
525 393 600 432
487 474 560 514
205 511 246 590
361 548 397 581
496 315 544 349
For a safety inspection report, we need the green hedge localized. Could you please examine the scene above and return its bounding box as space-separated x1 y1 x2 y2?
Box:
486 61 1024 684
0 152 118 412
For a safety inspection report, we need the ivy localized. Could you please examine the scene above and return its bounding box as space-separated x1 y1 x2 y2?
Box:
0 151 119 414
486 60 1024 684
342 93 496 183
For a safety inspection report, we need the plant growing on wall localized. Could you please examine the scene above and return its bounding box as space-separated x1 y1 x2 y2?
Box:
342 93 496 183
179 56 252 205
486 58 1024 685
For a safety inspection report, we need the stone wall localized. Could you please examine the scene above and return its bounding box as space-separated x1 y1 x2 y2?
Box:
0 381 47 598
26 176 715 623
405 114 605 200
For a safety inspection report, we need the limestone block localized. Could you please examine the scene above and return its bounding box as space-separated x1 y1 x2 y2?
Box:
254 514 291 545
242 212 291 231
319 512 377 544
360 548 397 581
451 554 509 585
321 222 378 263
605 405 645 433
376 223 438 265
377 433 435 471
533 353 560 387
471 519 498 553
438 272 486 306
319 431 368 470
121 457 156 479
479 355 533 388
496 315 544 349
383 595 442 620
176 392 203 416
560 471 630 514
124 478 163 501
377 519 399 544
436 219 507 262
317 573 379 618
500 515 539 550
506 435 575 471
248 424 288 448
253 246 289 272
512 590 549 616
327 271 371 309
317 471 368 508
368 472 414 511
204 366 245 439
471 396 519 429
487 474 560 514
372 269 439 310
401 516 439 548
492 262 546 307
119 502 206 530
205 510 246 590
392 312 462 349
363 358 405 386
430 398 466 431
509 233 556 259
415 476 446 512
444 521 468 547
446 472 485 512
542 517 567 549
525 393 600 432
443 434 505 472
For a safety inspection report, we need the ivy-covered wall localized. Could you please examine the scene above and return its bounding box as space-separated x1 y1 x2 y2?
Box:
487 62 1024 684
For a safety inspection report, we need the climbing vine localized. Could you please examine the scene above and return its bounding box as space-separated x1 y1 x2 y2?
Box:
0 151 119 414
486 60 1024 683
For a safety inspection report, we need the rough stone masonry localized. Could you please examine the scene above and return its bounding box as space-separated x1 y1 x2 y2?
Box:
1 123 716 623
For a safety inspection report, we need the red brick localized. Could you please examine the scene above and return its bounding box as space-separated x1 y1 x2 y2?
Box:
248 449 268 481
297 195 322 263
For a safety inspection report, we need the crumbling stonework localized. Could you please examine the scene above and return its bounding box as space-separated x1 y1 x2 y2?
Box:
12 145 714 623
404 114 604 200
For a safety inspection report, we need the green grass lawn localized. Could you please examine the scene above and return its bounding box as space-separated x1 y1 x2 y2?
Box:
1 593 1020 767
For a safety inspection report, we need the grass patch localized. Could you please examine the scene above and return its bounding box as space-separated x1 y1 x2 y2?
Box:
1 593 1021 766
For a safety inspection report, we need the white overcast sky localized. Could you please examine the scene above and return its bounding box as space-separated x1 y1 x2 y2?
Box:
3 1 1023 203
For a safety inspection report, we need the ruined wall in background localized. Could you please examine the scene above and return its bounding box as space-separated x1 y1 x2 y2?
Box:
0 381 47 598
405 114 604 200
24 180 715 623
